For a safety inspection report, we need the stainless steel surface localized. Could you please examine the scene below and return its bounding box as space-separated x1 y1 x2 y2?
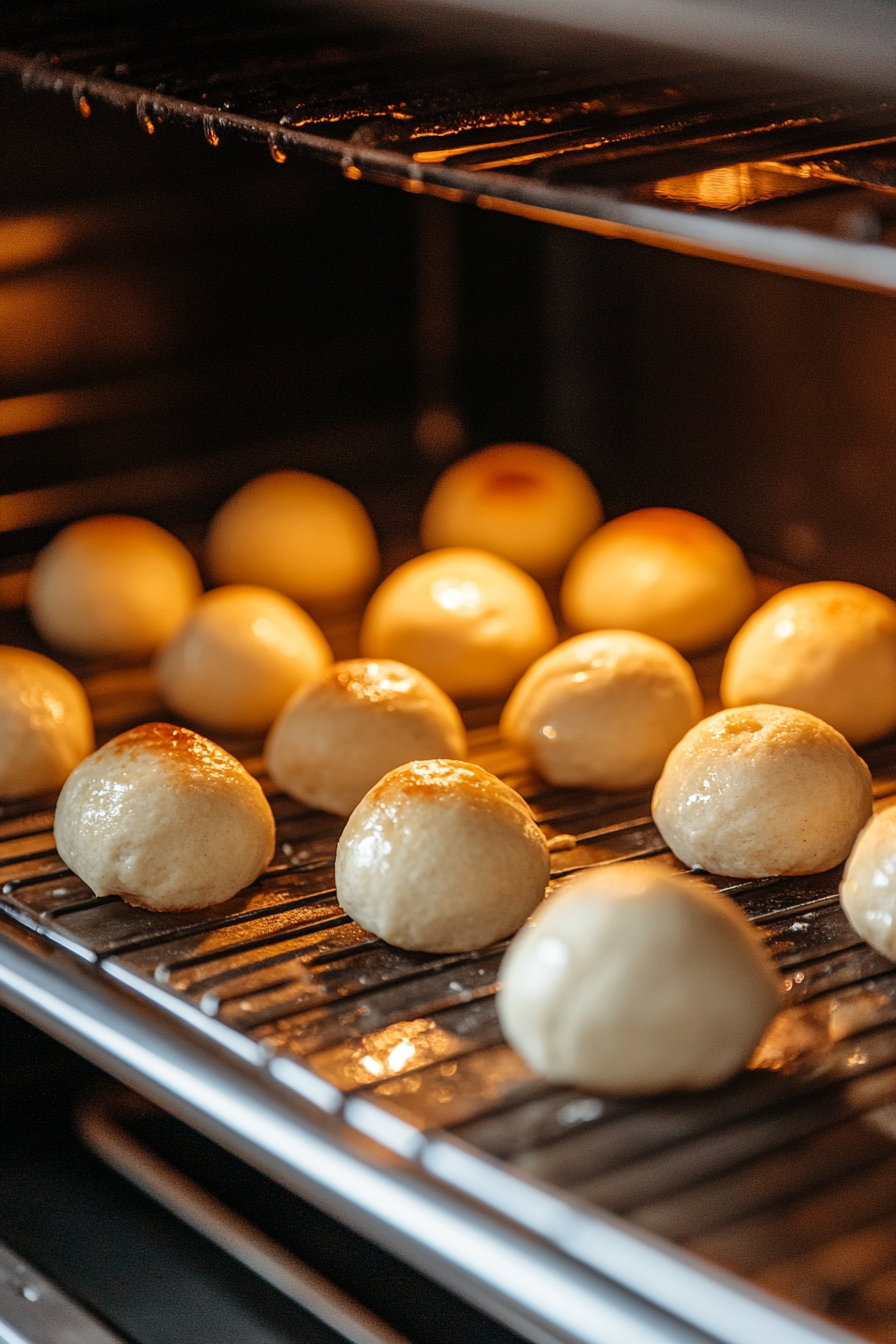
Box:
0 1239 124 1344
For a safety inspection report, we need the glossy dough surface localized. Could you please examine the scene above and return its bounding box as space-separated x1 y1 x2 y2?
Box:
561 507 755 653
652 704 872 878
0 646 94 799
360 548 557 700
335 759 550 951
840 807 896 960
156 585 332 733
421 442 602 578
206 470 379 610
266 659 466 816
55 722 275 910
722 580 896 745
29 515 201 658
497 863 780 1094
501 630 702 790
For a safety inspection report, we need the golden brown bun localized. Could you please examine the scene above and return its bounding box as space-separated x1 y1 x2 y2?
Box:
54 722 275 910
29 516 201 659
561 507 755 653
360 548 557 701
422 443 602 578
265 658 466 815
0 646 94 799
206 470 379 611
335 759 550 951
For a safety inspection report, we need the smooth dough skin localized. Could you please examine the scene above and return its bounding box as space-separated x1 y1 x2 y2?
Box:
265 659 466 815
421 443 603 578
561 508 756 654
54 722 275 910
335 759 550 952
652 704 872 878
29 515 201 659
206 471 379 611
501 630 702 791
0 646 94 799
497 863 780 1094
841 808 896 960
155 585 332 733
722 581 896 745
360 548 557 701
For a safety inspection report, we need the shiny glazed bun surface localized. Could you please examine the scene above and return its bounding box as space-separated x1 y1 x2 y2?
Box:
206 470 379 611
0 646 94 799
722 580 896 745
652 704 872 878
501 630 702 790
561 507 755 653
498 863 780 1094
335 759 550 951
29 515 201 659
265 658 466 815
360 548 557 701
54 722 275 910
156 585 332 733
421 442 602 578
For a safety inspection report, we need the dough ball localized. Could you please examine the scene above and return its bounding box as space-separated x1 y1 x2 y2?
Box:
501 630 702 791
0 646 94 800
561 507 755 654
652 704 872 878
335 759 550 951
156 585 332 734
497 863 780 1094
722 581 896 745
29 515 201 659
265 659 466 815
421 442 602 578
55 722 275 910
360 548 557 701
841 807 896 960
206 470 379 611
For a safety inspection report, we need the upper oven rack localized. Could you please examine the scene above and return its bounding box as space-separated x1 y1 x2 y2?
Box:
2 1 896 293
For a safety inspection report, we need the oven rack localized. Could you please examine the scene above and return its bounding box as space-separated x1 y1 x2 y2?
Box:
2 686 896 1344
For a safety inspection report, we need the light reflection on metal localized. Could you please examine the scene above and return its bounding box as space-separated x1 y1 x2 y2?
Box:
0 375 166 441
653 163 820 210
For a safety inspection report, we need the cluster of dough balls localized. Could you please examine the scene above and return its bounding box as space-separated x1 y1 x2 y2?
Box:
722 580 896 745
501 630 702 791
29 515 201 659
156 585 332 733
55 722 275 910
561 507 755 654
335 759 550 952
653 704 872 878
266 658 466 815
422 443 602 579
498 863 780 1094
207 470 379 612
360 548 557 701
0 646 94 799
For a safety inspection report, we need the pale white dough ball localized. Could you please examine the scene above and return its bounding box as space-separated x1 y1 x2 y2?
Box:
265 659 466 815
55 722 275 910
652 704 872 878
497 863 780 1094
360 548 557 701
501 630 702 791
335 759 550 952
206 471 379 611
561 507 755 653
155 585 332 734
421 443 603 578
0 646 94 799
29 515 201 659
722 581 896 745
841 807 896 960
